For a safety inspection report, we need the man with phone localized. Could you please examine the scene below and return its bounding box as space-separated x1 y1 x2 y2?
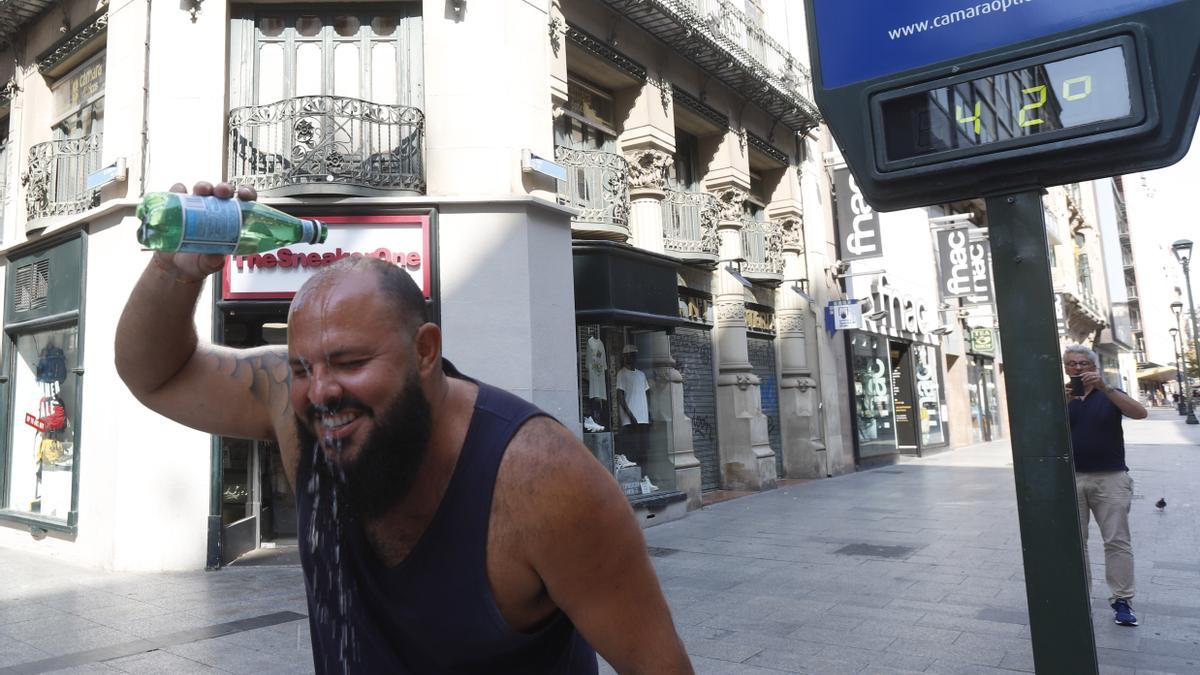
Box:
1063 345 1147 627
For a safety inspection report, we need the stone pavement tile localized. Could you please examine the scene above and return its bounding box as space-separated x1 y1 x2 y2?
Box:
925 660 1033 674
167 637 314 674
676 623 734 642
85 610 215 640
700 613 802 638
852 618 962 644
998 648 1035 671
951 631 1033 655
790 614 862 632
102 648 222 674
0 634 48 668
667 606 717 627
0 602 70 627
42 664 123 674
886 597 986 618
218 620 311 657
678 636 762 664
743 648 868 674
687 654 788 674
1097 645 1200 672
883 636 1006 667
1137 636 1200 660
917 611 1028 637
709 631 824 657
785 625 895 651
0 616 129 657
973 606 1029 625
816 643 935 671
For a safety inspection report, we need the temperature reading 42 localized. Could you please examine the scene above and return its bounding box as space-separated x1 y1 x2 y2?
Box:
874 38 1143 169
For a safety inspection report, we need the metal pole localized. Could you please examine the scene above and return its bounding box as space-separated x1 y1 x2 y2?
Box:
1181 258 1199 424
985 191 1099 674
1173 326 1188 415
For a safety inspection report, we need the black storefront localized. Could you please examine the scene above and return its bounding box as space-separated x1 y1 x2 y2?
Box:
573 242 688 511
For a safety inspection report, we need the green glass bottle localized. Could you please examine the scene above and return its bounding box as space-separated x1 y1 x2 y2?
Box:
136 192 327 255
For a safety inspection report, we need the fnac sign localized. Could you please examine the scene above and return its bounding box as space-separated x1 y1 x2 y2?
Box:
221 214 430 300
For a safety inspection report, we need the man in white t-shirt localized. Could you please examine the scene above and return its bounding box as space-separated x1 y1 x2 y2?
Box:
615 345 650 428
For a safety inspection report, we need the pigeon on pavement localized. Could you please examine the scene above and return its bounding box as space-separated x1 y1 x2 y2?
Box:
1155 498 1167 510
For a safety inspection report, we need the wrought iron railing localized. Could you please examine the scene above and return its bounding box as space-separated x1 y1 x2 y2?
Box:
555 146 630 235
228 96 424 195
676 0 815 104
740 216 783 278
23 134 102 222
662 188 718 260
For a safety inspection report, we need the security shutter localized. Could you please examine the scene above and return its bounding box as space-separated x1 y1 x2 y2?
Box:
748 336 783 476
670 327 719 491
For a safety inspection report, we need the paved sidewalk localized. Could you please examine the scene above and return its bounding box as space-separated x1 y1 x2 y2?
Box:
0 410 1196 674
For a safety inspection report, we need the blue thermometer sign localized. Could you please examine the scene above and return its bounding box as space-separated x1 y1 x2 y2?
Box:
811 0 1181 89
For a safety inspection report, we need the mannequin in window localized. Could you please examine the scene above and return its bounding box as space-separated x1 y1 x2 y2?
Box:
615 345 650 429
584 335 607 431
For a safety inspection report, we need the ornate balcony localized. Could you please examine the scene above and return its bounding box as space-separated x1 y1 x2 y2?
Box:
555 146 630 240
740 216 784 283
662 188 719 264
23 134 102 227
598 0 821 132
228 96 424 197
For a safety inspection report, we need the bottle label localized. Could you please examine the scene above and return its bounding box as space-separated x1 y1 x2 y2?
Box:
176 195 243 254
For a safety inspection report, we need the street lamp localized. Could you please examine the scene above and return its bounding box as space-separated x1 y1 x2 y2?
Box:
1170 322 1186 415
1171 239 1199 424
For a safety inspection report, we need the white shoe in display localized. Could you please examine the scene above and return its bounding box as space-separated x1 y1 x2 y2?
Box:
583 417 604 432
614 454 637 469
640 476 658 493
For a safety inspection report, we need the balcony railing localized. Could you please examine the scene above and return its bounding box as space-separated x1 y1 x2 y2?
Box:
662 188 718 263
555 146 630 240
228 96 424 197
740 216 783 282
23 134 102 224
600 0 821 132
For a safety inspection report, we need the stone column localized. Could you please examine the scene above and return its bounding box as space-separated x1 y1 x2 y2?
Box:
624 149 673 254
776 216 826 477
711 186 777 491
643 332 703 510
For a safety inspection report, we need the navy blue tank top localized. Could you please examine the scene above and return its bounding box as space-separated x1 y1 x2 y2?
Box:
295 367 598 673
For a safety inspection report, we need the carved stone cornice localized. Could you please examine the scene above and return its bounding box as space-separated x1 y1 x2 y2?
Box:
625 148 672 191
710 186 748 223
672 85 728 130
565 24 647 82
747 131 789 165
777 314 805 334
37 9 108 76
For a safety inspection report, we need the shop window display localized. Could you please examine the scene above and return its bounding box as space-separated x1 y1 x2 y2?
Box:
850 333 896 458
7 326 79 519
577 325 676 498
913 345 947 447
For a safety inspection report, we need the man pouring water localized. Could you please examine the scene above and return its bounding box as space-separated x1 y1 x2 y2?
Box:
115 182 693 674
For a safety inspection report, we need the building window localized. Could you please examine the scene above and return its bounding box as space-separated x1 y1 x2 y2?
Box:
5 326 78 520
556 76 618 151
245 5 423 107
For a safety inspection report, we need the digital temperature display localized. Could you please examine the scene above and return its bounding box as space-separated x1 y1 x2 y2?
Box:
875 39 1142 168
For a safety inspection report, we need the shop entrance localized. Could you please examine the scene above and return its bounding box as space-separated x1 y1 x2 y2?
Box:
969 356 1001 442
217 306 296 565
889 341 919 453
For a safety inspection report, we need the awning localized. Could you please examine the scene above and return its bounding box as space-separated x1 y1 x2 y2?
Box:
1136 365 1178 382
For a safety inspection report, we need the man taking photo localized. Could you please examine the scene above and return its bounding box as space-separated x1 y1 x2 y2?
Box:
1063 345 1147 627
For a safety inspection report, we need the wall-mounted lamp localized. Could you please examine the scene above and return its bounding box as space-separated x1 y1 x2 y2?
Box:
449 0 467 18
183 0 203 22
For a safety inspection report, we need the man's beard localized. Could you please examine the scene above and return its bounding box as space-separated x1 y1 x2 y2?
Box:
296 373 433 521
